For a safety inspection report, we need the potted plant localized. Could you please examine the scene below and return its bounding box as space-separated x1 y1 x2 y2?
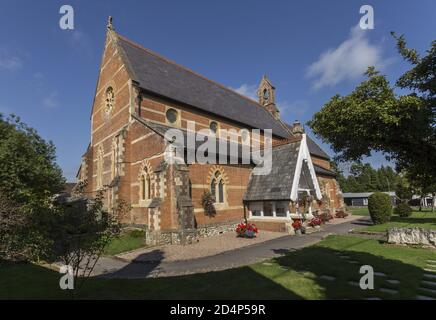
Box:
235 222 258 238
292 219 303 235
309 217 322 229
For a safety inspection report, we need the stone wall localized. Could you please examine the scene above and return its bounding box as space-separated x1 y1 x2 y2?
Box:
387 227 436 248
196 221 240 238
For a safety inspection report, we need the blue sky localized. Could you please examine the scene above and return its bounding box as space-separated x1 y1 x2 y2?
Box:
0 0 435 181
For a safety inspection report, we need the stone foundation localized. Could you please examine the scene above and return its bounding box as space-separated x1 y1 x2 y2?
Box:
196 221 239 238
387 227 436 248
146 229 198 246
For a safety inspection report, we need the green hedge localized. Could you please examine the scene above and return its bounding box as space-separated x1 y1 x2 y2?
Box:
368 192 392 224
394 202 412 217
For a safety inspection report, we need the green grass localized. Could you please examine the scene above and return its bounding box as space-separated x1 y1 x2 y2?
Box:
363 210 436 232
103 230 146 256
1 235 435 300
350 207 370 216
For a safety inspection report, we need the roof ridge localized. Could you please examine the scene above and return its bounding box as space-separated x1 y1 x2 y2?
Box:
115 32 276 112
272 136 302 148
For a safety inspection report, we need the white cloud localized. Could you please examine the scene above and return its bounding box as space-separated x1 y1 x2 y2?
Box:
43 92 59 109
307 25 389 89
232 83 258 100
278 99 309 118
0 49 22 70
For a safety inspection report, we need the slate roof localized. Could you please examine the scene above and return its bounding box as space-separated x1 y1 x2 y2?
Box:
115 33 289 138
313 164 336 177
133 115 251 162
306 135 330 159
243 141 301 201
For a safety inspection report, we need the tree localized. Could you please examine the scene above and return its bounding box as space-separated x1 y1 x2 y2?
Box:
41 185 121 292
0 190 27 261
0 114 65 205
308 35 436 186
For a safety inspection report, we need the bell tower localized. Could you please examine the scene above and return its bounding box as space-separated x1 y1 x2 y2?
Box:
257 75 280 119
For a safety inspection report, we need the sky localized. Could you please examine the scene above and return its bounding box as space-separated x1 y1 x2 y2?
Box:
0 0 435 181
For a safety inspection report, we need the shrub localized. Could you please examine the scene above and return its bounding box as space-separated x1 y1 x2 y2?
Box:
394 202 412 217
128 229 146 238
368 192 392 224
201 191 216 217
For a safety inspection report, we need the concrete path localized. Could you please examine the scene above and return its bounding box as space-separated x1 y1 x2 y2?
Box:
94 216 371 279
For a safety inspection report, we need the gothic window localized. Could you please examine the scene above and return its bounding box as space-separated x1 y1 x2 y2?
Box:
104 87 115 115
263 88 269 100
218 180 224 203
96 145 104 189
166 108 178 124
140 167 151 200
210 178 216 199
210 170 226 204
188 180 192 199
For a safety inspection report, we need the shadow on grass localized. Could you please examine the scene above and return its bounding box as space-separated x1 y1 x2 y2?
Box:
270 241 430 300
1 238 434 299
0 259 303 299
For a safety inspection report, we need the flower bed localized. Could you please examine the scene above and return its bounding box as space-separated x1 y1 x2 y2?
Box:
309 217 322 227
235 222 258 238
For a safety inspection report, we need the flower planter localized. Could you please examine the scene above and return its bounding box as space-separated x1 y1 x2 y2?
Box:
236 222 258 238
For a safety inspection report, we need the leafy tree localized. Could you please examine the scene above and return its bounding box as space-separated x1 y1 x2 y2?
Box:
0 114 65 205
41 185 121 292
308 35 436 186
0 190 27 261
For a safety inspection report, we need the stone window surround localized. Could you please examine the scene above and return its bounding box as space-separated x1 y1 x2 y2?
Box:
210 170 228 208
165 106 181 127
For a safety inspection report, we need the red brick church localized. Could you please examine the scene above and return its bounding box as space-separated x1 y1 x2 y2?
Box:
77 18 344 245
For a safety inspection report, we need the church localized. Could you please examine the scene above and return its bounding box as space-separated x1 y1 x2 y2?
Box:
77 18 344 245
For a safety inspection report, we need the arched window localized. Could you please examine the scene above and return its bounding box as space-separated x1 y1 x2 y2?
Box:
104 87 115 115
188 180 192 199
210 178 216 199
210 171 225 204
218 180 224 203
140 167 151 200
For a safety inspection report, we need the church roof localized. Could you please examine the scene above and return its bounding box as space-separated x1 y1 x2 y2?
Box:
115 33 290 138
243 140 301 201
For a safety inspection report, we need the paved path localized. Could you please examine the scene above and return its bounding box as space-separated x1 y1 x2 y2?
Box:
94 216 371 279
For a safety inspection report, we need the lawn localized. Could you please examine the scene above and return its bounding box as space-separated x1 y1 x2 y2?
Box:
103 229 147 256
363 210 436 232
350 207 370 216
1 235 435 300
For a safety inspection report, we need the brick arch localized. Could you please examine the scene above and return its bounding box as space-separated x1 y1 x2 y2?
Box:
206 165 229 185
137 159 154 180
